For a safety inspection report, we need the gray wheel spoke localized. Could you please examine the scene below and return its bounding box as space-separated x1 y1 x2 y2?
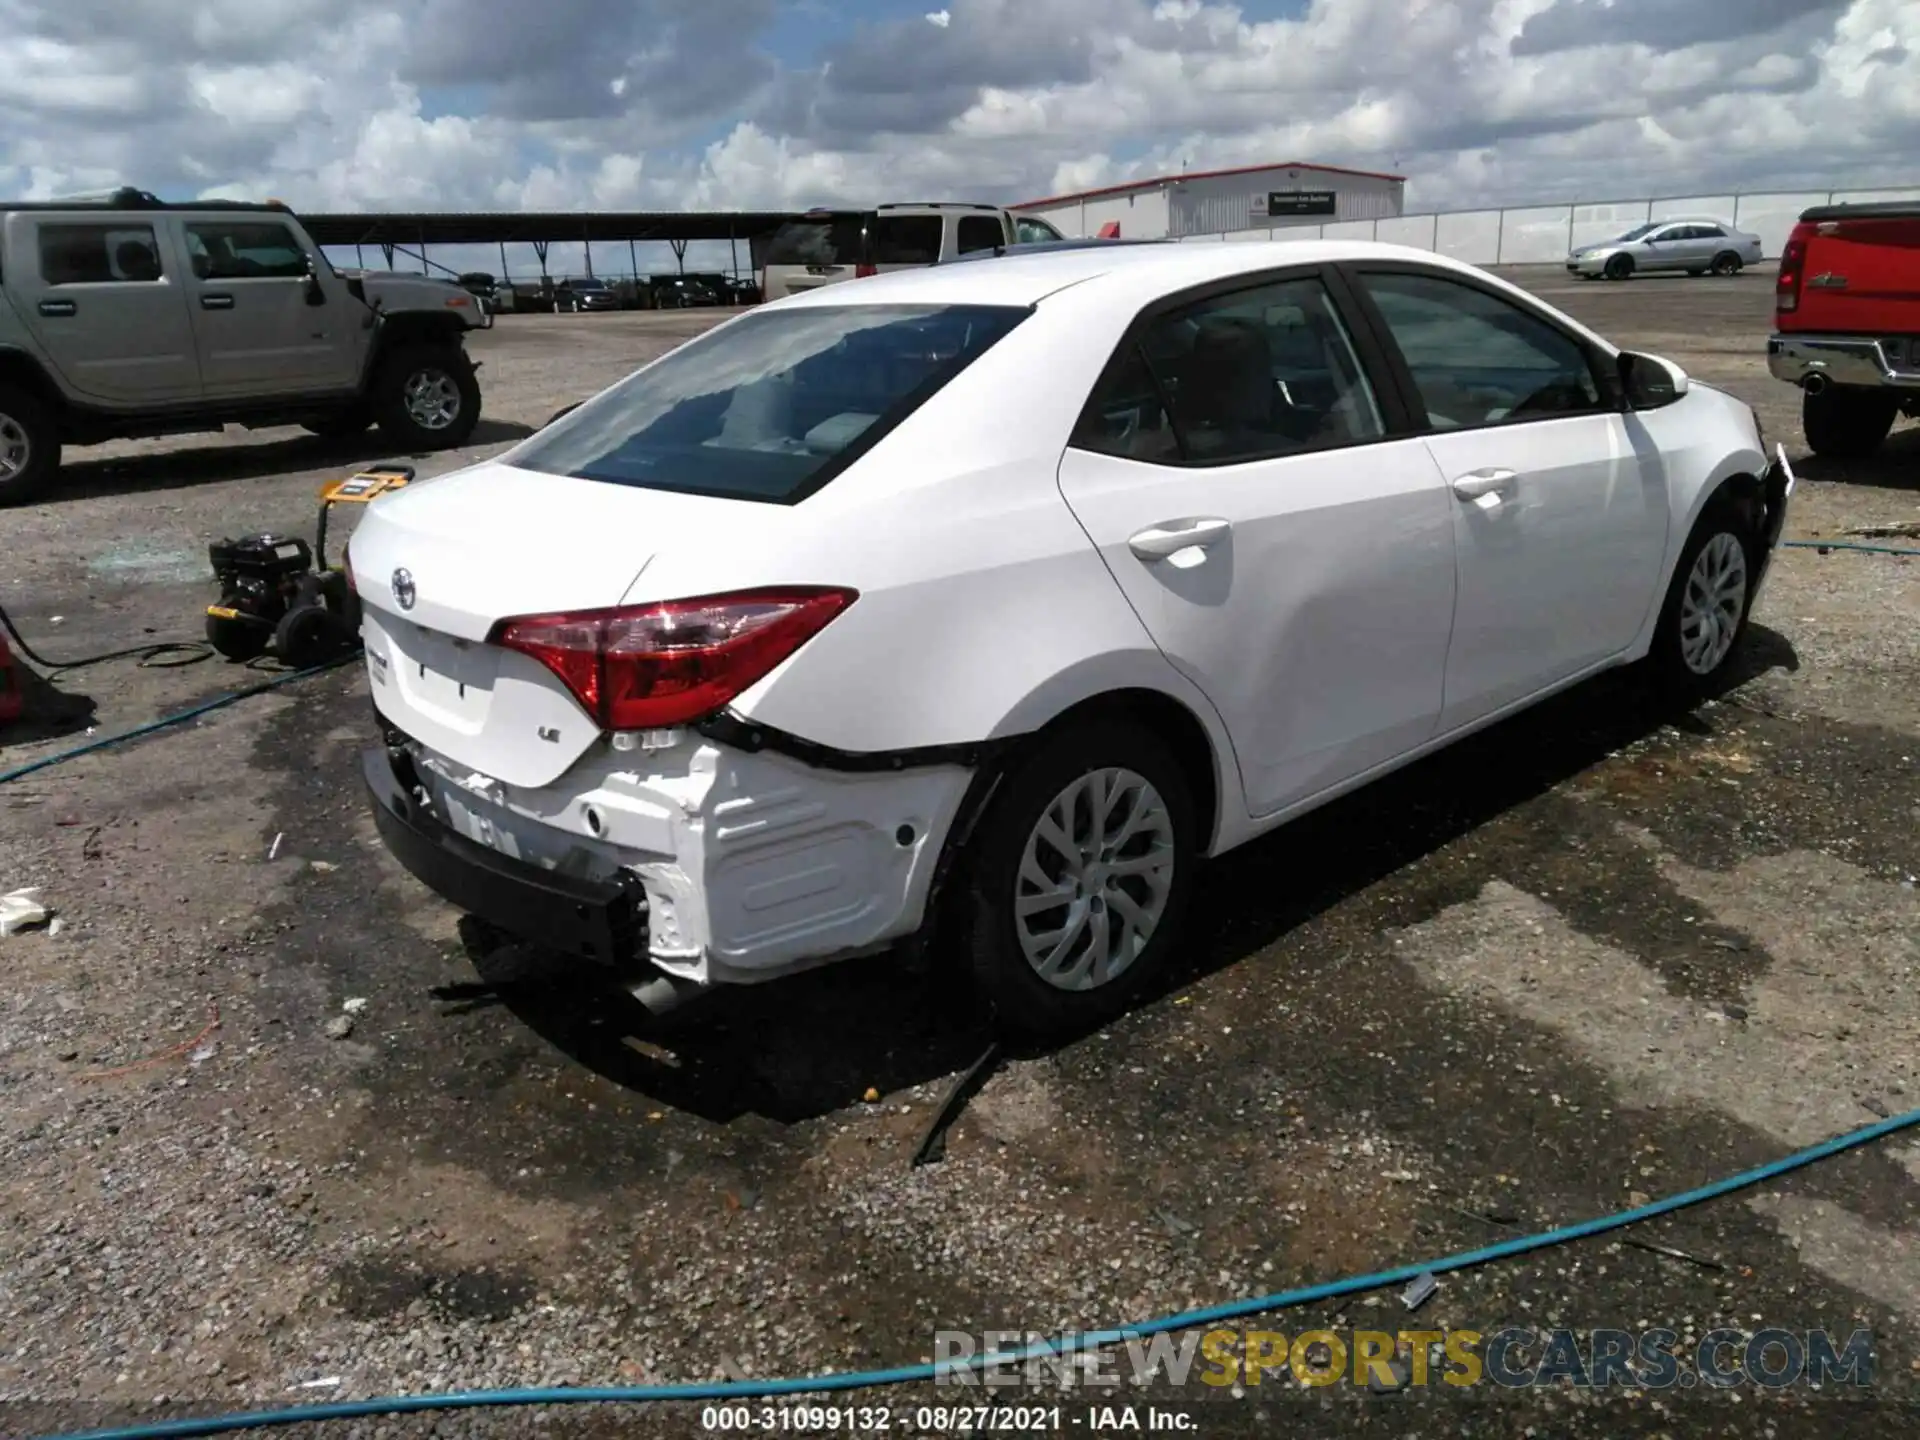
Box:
1032 910 1090 980
1013 765 1176 993
1106 886 1154 937
1106 849 1172 879
1034 812 1082 875
1084 912 1114 987
1016 884 1075 917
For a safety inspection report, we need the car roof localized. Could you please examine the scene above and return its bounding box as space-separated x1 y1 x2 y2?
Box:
769 239 1508 311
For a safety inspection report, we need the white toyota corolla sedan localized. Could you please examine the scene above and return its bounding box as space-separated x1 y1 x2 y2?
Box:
348 240 1793 1037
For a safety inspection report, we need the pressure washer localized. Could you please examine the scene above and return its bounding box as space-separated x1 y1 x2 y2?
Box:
204 465 413 668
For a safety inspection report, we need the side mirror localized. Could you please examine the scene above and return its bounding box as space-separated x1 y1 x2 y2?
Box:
1618 350 1687 409
303 255 326 307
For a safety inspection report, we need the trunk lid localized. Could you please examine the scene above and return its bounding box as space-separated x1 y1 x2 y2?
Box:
348 460 780 788
1778 204 1920 335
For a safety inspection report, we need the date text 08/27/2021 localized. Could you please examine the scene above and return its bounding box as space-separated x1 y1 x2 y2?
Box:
699 1404 1195 1432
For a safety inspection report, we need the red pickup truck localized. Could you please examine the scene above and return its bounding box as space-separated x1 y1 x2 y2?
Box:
1768 200 1920 458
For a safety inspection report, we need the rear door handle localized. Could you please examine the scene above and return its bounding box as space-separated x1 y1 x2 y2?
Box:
1450 468 1516 500
37 299 76 317
1128 517 1232 560
200 293 235 310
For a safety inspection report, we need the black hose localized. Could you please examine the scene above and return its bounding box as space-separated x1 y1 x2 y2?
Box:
0 601 211 671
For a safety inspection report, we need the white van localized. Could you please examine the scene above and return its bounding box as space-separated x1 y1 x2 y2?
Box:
759 203 1065 301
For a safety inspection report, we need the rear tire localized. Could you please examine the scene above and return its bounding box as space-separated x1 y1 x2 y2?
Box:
1710 251 1743 277
965 719 1198 1041
1802 387 1897 460
0 384 60 508
1645 495 1759 703
1604 253 1634 281
371 344 481 451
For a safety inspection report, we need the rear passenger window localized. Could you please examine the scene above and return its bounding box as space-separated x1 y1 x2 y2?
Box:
957 216 1004 254
1074 276 1384 465
1357 271 1604 430
1072 344 1183 465
184 222 310 280
40 224 165 285
872 216 943 265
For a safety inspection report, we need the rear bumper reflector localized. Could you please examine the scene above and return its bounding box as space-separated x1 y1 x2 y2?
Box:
362 745 648 969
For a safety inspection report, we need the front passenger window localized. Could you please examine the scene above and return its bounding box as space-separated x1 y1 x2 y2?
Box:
1358 271 1604 431
184 222 310 281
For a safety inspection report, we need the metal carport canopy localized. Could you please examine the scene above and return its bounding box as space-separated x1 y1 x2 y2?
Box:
298 210 806 246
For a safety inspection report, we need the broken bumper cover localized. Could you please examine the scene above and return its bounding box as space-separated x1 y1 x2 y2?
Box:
362 715 978 987
1750 445 1796 604
362 745 647 970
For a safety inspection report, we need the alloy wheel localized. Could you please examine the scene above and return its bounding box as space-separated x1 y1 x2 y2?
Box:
1678 531 1748 675
0 413 29 482
402 369 462 431
1013 767 1176 992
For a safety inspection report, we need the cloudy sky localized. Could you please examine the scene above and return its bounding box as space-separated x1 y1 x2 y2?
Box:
0 0 1912 276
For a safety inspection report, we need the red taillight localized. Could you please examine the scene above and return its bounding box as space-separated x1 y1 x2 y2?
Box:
855 263 877 278
1776 227 1810 314
489 587 857 731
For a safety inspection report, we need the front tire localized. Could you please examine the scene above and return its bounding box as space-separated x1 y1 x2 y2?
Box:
965 720 1198 1040
371 344 481 451
1604 253 1634 281
1646 497 1758 701
0 384 61 508
1802 386 1897 460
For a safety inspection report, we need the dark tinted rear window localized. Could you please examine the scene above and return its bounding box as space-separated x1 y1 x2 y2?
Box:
505 304 1030 504
957 215 1005 253
872 216 943 265
766 215 868 266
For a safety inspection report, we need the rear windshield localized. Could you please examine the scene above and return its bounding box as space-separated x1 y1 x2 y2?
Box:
765 214 868 267
872 215 943 265
505 304 1030 504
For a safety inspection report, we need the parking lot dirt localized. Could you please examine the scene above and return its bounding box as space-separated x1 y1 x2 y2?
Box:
3 273 1919 1438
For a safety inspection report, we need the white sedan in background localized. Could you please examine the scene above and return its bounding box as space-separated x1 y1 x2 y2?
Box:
348 240 1792 1038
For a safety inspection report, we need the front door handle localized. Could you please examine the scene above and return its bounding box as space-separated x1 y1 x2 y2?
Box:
200 293 235 310
1450 468 1516 500
1128 517 1232 560
37 299 76 317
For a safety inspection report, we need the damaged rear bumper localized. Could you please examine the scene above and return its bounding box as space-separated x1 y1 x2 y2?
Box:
362 744 648 970
362 717 980 988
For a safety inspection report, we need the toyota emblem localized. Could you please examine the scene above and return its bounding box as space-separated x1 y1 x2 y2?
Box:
392 568 417 611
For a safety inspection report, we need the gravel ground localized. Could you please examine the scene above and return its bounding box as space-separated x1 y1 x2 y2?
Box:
2 273 1919 1439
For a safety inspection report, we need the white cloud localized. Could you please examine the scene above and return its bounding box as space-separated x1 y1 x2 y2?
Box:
0 0 1913 235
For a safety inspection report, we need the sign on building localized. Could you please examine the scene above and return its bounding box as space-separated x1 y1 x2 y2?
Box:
1265 191 1338 217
